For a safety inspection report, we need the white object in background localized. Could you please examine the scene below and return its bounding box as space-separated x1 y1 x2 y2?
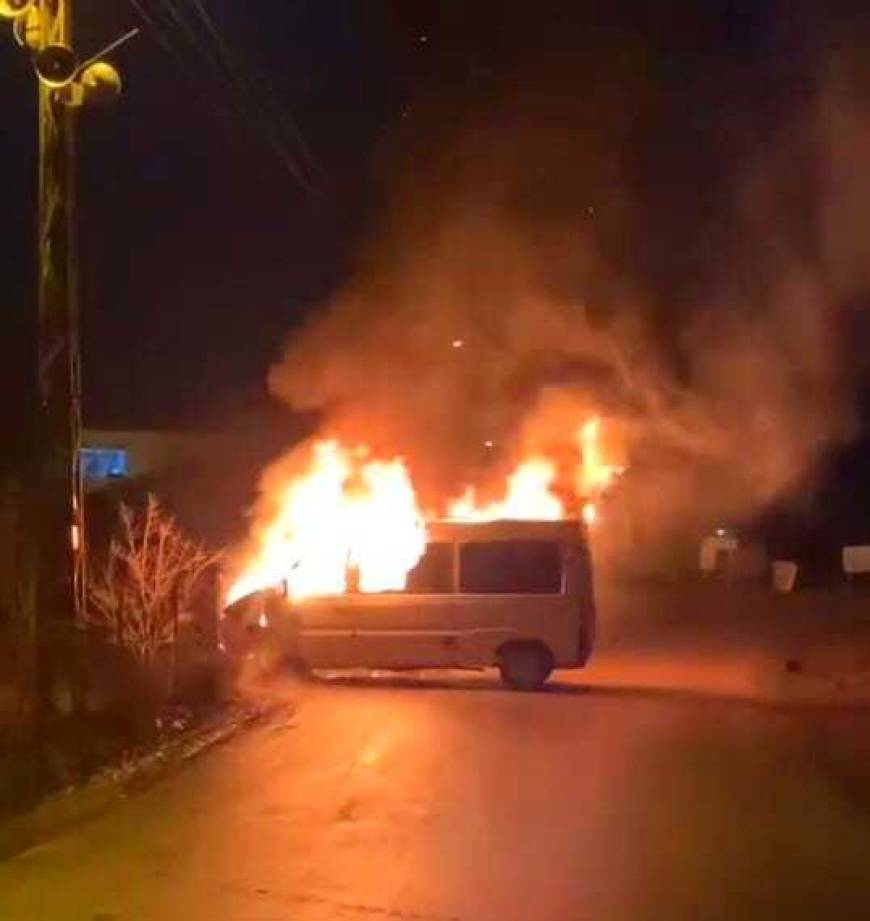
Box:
842 545 870 575
699 535 738 572
772 560 798 593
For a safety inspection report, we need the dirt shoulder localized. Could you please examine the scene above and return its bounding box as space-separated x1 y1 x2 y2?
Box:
0 700 270 861
586 581 870 705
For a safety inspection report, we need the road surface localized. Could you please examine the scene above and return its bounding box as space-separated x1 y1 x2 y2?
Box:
1 672 870 920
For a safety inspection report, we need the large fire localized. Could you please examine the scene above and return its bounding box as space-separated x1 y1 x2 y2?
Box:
227 441 426 605
447 458 564 521
227 418 622 605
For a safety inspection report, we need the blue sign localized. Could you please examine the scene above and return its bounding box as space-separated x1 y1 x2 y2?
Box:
81 447 129 480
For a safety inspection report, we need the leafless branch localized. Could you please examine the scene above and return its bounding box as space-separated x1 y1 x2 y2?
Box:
86 495 221 663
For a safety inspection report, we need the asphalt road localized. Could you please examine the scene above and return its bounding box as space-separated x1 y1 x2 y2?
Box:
2 672 870 921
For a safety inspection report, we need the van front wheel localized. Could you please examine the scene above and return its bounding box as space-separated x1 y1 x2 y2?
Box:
498 643 554 691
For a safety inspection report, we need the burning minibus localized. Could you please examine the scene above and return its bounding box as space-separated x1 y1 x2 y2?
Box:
223 517 595 690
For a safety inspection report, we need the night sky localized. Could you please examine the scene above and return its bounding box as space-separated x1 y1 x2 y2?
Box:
0 2 787 426
4 1 870 541
1 0 425 435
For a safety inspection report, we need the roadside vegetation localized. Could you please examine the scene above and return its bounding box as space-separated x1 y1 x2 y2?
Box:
0 487 227 821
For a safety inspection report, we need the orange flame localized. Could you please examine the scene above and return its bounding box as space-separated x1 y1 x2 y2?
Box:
447 417 622 525
578 416 623 495
447 457 564 521
228 417 625 605
227 440 425 605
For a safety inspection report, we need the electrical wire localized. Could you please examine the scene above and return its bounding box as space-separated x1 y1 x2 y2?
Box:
153 0 322 194
185 0 324 178
168 0 322 196
126 0 239 136
128 0 321 199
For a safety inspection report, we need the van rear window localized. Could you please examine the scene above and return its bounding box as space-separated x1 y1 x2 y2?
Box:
458 540 563 594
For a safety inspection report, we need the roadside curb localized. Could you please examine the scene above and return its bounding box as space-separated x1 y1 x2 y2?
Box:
0 702 275 862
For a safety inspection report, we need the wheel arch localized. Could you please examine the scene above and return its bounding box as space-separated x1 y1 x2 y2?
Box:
495 637 555 665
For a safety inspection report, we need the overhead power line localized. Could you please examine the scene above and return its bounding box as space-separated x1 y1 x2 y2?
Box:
128 0 323 200
160 0 321 191
185 0 324 178
127 0 239 136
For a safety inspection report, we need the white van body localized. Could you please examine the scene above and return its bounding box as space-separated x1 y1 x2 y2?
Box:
225 519 596 689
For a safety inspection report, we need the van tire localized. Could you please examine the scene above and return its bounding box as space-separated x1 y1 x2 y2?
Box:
498 643 554 691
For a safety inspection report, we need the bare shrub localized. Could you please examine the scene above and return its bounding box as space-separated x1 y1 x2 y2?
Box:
87 495 220 666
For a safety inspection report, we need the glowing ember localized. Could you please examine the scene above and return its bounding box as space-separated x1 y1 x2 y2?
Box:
227 440 426 604
448 457 564 521
581 501 597 526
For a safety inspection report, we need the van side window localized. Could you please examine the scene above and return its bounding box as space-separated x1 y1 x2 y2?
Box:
405 542 454 593
459 540 563 594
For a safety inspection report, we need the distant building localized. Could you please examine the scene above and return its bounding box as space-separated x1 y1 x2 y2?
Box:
81 429 229 492
81 413 311 547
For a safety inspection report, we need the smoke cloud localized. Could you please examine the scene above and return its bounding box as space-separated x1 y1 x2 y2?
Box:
261 6 870 563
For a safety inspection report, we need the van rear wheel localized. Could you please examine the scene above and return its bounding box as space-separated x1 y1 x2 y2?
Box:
498 643 554 691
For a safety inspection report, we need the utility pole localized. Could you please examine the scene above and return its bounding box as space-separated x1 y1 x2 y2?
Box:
2 0 128 718
34 0 84 716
